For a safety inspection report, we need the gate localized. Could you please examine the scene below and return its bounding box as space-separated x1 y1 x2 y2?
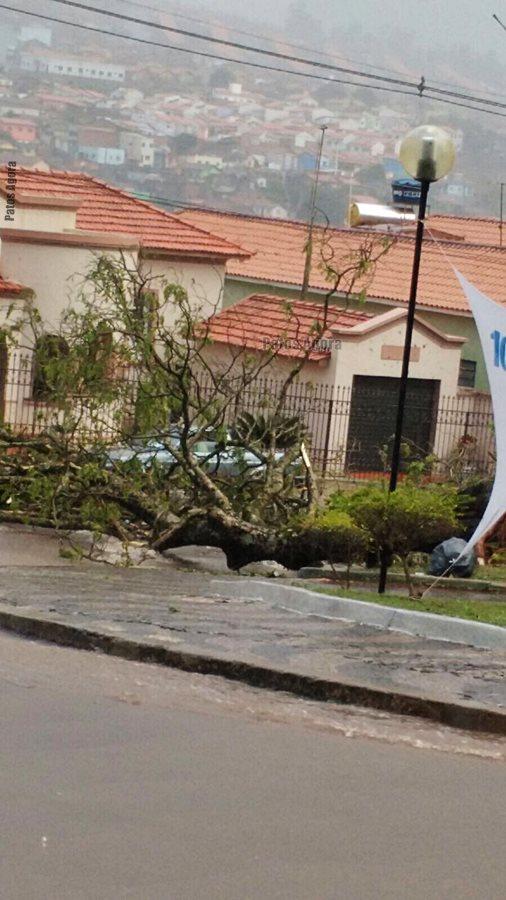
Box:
346 375 440 472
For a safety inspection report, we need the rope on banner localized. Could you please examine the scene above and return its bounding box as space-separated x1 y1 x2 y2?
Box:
419 563 458 600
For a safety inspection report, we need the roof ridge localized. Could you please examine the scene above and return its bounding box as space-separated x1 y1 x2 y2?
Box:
0 166 250 258
429 212 501 225
216 292 370 318
180 207 506 249
61 171 250 256
178 206 311 230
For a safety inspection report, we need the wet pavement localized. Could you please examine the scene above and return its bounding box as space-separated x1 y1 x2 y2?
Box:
1 631 505 900
0 562 504 721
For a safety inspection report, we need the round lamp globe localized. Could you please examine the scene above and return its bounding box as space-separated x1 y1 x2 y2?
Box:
399 125 456 183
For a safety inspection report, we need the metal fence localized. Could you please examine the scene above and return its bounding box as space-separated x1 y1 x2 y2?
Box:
0 350 496 481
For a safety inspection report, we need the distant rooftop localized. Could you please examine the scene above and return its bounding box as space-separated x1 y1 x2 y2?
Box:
177 207 506 316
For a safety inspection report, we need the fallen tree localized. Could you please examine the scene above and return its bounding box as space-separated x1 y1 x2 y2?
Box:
0 236 390 567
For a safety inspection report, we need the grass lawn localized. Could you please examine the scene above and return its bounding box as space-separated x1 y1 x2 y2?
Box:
311 585 506 628
474 565 506 583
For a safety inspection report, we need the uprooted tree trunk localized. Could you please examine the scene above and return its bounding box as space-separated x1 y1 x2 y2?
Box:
151 506 315 570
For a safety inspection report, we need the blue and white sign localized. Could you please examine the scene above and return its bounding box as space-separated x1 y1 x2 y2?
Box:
392 178 422 206
455 271 506 551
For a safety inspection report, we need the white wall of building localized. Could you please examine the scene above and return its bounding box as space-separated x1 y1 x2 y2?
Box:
0 196 78 232
79 146 125 165
20 54 125 82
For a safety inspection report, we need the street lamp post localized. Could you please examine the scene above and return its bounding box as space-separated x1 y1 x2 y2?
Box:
378 125 456 595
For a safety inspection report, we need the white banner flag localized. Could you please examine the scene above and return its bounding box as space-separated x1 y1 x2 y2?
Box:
455 270 506 552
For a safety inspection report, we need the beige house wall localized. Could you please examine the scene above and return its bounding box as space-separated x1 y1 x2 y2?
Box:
200 342 337 454
202 342 335 385
0 240 137 327
328 318 463 468
223 277 488 391
0 198 78 232
142 258 226 324
202 315 464 472
334 318 461 395
0 231 227 430
0 242 227 329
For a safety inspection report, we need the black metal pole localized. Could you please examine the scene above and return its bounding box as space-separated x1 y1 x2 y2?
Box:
378 178 430 594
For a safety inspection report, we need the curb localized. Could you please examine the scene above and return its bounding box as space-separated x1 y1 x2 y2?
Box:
0 603 505 736
209 579 506 651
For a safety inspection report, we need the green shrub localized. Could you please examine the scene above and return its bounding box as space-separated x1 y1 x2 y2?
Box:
294 508 369 581
327 482 460 594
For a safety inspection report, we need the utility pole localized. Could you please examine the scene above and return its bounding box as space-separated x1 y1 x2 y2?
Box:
300 125 327 301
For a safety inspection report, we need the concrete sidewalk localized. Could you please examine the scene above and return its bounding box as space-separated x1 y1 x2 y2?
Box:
0 563 505 735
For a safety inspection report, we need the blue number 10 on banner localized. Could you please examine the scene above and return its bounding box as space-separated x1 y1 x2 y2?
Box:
491 330 506 369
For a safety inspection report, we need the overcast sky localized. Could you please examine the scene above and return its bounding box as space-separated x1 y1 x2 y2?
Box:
216 0 503 48
207 0 506 85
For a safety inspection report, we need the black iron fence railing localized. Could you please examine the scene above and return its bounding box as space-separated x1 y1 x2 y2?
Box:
0 351 495 481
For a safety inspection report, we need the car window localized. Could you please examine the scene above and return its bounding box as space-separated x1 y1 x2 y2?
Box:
192 441 218 455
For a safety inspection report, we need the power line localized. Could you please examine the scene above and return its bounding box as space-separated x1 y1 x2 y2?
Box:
2 2 506 118
44 0 506 112
45 0 421 91
112 0 431 86
0 3 423 98
112 0 506 101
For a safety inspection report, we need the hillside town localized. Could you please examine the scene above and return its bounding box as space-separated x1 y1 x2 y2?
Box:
0 22 474 221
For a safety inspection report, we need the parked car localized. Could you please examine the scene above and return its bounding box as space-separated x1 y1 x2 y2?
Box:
105 429 292 479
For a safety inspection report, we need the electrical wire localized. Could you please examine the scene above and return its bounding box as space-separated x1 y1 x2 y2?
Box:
43 0 506 112
0 3 424 98
44 0 422 90
128 192 505 251
111 0 506 100
111 0 431 85
1 1 506 117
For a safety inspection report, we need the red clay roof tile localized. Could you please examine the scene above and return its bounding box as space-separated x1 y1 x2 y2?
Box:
178 209 506 315
207 293 371 360
0 275 25 295
427 214 503 247
0 167 249 261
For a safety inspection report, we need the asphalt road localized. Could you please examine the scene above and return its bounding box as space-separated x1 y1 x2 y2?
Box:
0 632 505 900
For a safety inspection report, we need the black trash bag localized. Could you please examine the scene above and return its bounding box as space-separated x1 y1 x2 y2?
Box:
428 537 476 578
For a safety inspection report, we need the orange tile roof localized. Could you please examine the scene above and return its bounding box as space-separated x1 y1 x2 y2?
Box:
0 167 249 262
177 208 506 315
207 293 371 360
427 214 503 247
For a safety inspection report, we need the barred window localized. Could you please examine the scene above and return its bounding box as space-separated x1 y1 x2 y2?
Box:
458 358 477 389
32 334 69 401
